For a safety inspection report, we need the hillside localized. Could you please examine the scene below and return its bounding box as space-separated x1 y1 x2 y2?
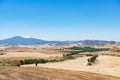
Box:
0 67 119 80
0 36 117 46
0 36 46 45
22 55 120 78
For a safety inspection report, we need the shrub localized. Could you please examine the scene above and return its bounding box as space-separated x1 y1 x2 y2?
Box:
11 60 21 67
15 61 21 67
19 60 24 65
23 59 36 64
49 59 57 62
63 54 74 60
87 62 92 65
87 58 91 63
37 59 47 63
0 53 6 55
86 54 93 56
0 60 11 66
87 55 98 66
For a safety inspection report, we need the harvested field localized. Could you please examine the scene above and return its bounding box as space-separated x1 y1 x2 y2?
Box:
0 47 65 60
22 55 120 78
0 67 119 80
0 52 62 60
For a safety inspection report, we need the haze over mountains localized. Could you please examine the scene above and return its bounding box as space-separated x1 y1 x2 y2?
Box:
0 36 116 46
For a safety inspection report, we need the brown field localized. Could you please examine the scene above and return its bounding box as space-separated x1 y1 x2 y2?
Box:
0 67 119 80
22 55 120 78
0 46 120 79
0 47 63 60
0 52 62 60
1 46 65 54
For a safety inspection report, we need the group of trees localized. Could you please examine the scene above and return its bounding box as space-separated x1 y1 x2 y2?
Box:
63 47 109 58
11 59 47 67
69 47 109 52
87 55 98 65
0 54 76 67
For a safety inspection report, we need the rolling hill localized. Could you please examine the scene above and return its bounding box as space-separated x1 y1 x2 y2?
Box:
0 36 117 46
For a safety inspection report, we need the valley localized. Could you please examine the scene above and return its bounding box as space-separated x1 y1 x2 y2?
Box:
0 37 120 80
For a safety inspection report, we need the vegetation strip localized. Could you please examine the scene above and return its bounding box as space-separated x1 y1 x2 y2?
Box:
0 47 110 67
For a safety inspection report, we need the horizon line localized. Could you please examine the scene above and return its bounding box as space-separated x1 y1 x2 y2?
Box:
0 36 118 42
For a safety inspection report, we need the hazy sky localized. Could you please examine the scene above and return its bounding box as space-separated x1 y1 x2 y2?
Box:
0 0 120 41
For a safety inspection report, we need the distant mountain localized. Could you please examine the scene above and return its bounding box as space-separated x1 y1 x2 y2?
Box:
81 40 116 46
0 36 117 46
0 36 46 46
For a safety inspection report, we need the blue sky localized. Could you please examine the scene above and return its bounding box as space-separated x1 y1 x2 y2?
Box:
0 0 120 41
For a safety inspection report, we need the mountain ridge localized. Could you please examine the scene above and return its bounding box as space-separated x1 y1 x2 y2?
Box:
0 36 117 46
0 36 46 46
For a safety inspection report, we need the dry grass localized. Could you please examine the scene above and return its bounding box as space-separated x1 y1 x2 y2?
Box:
22 55 120 78
0 67 119 80
0 46 120 79
0 47 65 60
0 52 62 60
